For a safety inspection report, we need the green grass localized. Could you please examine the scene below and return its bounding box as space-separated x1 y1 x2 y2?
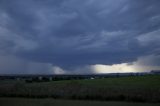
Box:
23 75 160 91
0 98 160 106
0 75 160 102
50 75 160 88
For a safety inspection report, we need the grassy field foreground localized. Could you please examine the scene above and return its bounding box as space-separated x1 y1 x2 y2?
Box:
0 75 160 102
0 98 160 106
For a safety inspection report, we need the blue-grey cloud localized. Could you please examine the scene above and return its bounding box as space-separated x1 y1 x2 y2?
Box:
0 0 160 73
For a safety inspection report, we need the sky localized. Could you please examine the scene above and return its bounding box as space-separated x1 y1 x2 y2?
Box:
0 0 160 74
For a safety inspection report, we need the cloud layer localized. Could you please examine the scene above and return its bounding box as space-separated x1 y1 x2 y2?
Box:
0 0 160 74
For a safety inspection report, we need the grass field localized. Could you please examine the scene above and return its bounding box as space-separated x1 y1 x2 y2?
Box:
0 98 160 106
0 75 160 102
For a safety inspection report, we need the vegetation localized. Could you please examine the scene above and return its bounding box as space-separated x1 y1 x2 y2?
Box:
0 75 160 102
1 98 160 106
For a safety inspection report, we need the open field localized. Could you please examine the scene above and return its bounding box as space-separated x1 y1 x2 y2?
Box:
0 75 160 102
1 98 160 106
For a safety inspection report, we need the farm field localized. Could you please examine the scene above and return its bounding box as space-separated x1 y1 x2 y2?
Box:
0 75 160 102
0 98 160 106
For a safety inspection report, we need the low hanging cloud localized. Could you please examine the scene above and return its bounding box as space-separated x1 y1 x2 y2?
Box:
63 55 160 74
0 54 159 74
0 55 53 74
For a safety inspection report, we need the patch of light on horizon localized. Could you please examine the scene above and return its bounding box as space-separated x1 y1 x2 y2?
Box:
90 62 160 74
90 63 138 73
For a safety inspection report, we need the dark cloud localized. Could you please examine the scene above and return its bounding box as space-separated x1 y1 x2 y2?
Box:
0 0 160 73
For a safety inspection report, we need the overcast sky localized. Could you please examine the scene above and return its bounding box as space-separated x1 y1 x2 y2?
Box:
0 0 160 74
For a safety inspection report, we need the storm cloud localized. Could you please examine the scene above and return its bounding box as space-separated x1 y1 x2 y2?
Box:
0 0 160 74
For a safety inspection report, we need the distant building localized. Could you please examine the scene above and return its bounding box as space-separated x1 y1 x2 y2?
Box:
90 77 95 80
38 76 43 80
